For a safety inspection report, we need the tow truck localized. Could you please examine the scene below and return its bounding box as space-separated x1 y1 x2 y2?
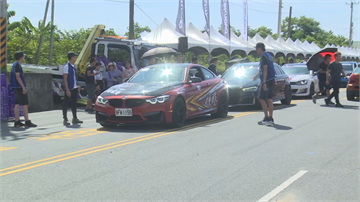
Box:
49 25 158 102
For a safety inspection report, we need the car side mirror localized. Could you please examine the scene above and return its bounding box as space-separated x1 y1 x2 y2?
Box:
189 77 202 84
218 75 222 78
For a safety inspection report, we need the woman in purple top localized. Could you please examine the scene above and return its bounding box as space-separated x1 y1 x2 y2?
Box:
106 63 120 88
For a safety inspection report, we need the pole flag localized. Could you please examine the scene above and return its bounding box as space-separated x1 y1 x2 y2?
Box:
202 0 210 35
220 0 230 40
242 0 248 41
175 0 186 35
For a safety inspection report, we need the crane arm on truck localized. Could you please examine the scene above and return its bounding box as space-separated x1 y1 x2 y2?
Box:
75 24 106 78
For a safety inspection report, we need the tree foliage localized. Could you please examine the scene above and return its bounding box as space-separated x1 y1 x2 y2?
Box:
124 22 151 39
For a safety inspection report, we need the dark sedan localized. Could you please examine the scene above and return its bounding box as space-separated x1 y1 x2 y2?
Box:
222 62 292 107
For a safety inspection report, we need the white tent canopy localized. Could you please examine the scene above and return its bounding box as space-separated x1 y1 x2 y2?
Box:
138 18 359 60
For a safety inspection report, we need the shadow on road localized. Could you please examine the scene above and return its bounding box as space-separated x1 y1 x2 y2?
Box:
230 103 298 113
269 124 292 130
319 104 359 110
1 122 27 141
97 115 235 134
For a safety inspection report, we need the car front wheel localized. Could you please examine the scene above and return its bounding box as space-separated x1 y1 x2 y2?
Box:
171 97 186 128
281 86 292 105
211 91 229 118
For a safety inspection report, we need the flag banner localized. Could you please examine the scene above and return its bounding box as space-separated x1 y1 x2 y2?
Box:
202 0 210 35
176 0 186 35
242 0 248 41
221 0 230 40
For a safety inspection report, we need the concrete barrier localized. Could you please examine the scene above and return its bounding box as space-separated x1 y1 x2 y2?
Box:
5 73 53 112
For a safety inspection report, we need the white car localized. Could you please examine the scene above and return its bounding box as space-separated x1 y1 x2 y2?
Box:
282 63 319 97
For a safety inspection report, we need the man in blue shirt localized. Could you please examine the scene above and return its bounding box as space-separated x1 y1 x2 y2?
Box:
9 51 37 128
253 43 276 125
62 51 83 125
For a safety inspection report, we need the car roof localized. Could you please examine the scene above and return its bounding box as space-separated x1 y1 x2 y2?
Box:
283 63 307 66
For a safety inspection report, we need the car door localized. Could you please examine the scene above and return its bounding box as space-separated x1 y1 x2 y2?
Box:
274 64 286 100
200 67 219 112
183 66 208 117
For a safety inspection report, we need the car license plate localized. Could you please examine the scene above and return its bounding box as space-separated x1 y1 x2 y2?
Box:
115 108 133 117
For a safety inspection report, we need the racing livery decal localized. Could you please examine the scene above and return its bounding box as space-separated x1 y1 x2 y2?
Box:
186 80 224 111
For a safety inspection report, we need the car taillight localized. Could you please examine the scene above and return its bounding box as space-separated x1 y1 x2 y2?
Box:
348 74 356 84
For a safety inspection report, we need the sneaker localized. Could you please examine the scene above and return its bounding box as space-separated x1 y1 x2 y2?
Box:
25 120 37 127
268 117 274 125
312 95 316 104
85 108 90 112
72 118 83 124
63 119 71 126
329 100 335 105
14 121 25 128
325 98 330 106
259 117 270 125
335 103 344 108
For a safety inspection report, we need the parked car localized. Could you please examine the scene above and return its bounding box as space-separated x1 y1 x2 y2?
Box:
340 61 357 87
95 63 229 128
282 63 319 98
346 65 360 101
221 62 292 107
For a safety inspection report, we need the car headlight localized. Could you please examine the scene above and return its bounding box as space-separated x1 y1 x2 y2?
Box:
145 95 170 104
296 80 308 85
97 96 108 104
242 86 258 92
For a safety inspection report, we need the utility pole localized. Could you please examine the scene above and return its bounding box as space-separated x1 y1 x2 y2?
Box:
346 1 359 47
0 0 7 74
35 0 50 65
277 0 283 39
48 0 54 65
129 0 134 39
287 6 292 39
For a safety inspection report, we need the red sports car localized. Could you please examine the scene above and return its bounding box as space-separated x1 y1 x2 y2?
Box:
95 63 229 128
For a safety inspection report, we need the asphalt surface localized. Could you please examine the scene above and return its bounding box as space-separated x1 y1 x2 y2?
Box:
0 90 358 202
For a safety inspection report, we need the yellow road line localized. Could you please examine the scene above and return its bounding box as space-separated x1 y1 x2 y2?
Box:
0 100 306 177
0 147 17 152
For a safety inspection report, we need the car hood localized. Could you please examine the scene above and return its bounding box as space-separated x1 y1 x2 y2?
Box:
101 82 183 97
224 77 259 88
288 74 311 82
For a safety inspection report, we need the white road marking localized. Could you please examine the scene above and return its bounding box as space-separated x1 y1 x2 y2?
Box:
257 170 308 202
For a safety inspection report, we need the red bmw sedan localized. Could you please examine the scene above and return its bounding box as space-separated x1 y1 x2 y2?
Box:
95 63 229 128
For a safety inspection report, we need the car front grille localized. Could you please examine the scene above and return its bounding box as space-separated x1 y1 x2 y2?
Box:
109 115 143 122
290 82 297 85
108 99 123 107
125 99 145 107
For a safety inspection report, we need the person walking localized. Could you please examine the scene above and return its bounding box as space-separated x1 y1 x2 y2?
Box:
62 51 83 125
85 58 99 112
253 43 276 125
9 51 37 128
122 62 136 81
208 57 219 75
325 52 346 107
192 57 198 64
106 63 120 88
312 54 332 104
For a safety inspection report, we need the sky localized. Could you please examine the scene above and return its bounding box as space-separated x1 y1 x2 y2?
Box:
8 0 360 42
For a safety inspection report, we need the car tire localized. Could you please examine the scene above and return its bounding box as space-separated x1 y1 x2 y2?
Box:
211 91 229 118
281 85 292 105
309 83 315 98
347 91 355 101
171 97 186 128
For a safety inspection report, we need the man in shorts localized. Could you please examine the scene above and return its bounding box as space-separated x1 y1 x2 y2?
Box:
312 54 332 104
9 51 37 128
253 43 276 125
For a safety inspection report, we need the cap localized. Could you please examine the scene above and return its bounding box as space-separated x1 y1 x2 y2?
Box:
107 62 115 67
14 51 26 60
67 51 78 59
255 42 265 50
95 62 101 66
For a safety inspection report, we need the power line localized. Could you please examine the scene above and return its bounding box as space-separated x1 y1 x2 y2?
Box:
230 2 288 14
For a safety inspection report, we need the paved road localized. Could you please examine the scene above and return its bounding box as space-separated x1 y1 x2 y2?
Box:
0 90 358 202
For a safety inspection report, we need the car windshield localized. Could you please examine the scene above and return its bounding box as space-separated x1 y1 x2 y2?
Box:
222 63 260 79
282 64 309 75
353 67 360 74
128 64 186 83
341 63 354 71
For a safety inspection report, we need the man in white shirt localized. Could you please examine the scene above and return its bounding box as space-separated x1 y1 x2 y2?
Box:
62 51 83 125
